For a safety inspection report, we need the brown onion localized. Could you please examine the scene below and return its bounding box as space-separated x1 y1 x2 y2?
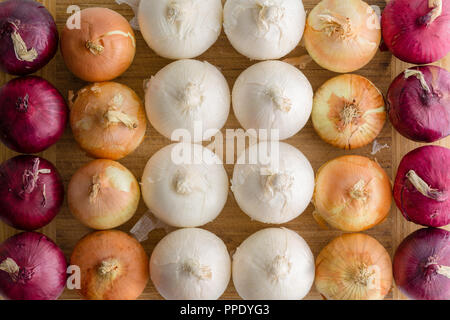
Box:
61 7 136 82
68 159 140 230
312 74 386 150
313 155 392 232
315 233 393 300
70 230 149 300
70 82 146 160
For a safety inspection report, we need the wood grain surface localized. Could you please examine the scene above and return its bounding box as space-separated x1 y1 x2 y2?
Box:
0 0 448 300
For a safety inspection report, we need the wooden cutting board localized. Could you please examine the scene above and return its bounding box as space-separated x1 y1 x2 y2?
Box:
0 0 449 300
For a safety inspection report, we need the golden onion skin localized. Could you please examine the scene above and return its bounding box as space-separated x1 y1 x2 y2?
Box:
312 74 386 150
304 0 381 73
315 233 393 300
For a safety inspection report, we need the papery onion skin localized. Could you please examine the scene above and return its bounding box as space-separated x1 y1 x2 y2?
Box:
393 145 449 228
315 233 393 300
137 0 222 59
60 7 136 82
313 155 392 232
394 228 450 300
223 0 306 60
0 232 67 300
304 0 381 73
0 76 68 154
0 0 58 75
382 0 450 65
150 228 231 300
68 159 140 230
141 143 228 228
0 155 64 231
232 227 315 300
70 230 149 300
312 74 386 150
70 82 146 160
387 66 450 143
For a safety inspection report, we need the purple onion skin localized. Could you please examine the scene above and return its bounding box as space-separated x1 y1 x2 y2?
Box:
381 0 450 64
394 228 450 300
0 0 58 75
0 76 68 154
394 145 449 228
387 66 450 143
0 155 64 231
0 232 67 300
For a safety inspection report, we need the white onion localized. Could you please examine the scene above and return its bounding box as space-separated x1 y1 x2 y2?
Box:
223 0 306 60
150 228 231 300
141 143 229 227
232 60 313 140
231 142 314 224
145 59 230 142
119 0 223 59
232 227 315 300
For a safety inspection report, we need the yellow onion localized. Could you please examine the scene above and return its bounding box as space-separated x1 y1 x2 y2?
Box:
67 159 140 230
312 74 386 150
304 0 381 73
313 155 392 232
70 82 147 160
61 7 136 82
315 233 393 300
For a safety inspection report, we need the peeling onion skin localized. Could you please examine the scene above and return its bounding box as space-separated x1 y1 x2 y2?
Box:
232 228 315 300
224 0 306 60
393 145 449 228
312 74 386 150
0 232 67 300
387 66 450 143
315 233 393 300
393 228 450 300
61 8 136 82
150 228 231 300
313 155 392 232
141 143 229 228
232 60 313 141
0 0 58 76
304 0 381 73
70 230 149 300
70 82 147 160
68 159 140 230
138 0 222 59
232 142 314 224
382 0 450 65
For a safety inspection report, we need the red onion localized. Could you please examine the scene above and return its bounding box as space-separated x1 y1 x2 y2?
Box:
0 0 58 75
394 228 450 300
381 0 450 64
387 66 450 143
0 232 67 300
394 145 449 228
0 76 68 154
0 155 64 231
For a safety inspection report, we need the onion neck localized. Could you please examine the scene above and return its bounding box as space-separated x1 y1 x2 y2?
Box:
182 259 212 280
181 83 203 111
257 4 284 30
318 13 354 39
404 69 431 93
89 174 101 203
20 158 51 197
15 94 29 113
263 172 293 197
0 258 20 281
425 257 450 279
349 180 368 201
406 170 447 202
340 99 361 127
86 30 136 55
268 255 291 281
98 258 120 278
418 0 442 25
6 21 38 62
267 87 292 112
104 93 138 129
173 170 200 195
